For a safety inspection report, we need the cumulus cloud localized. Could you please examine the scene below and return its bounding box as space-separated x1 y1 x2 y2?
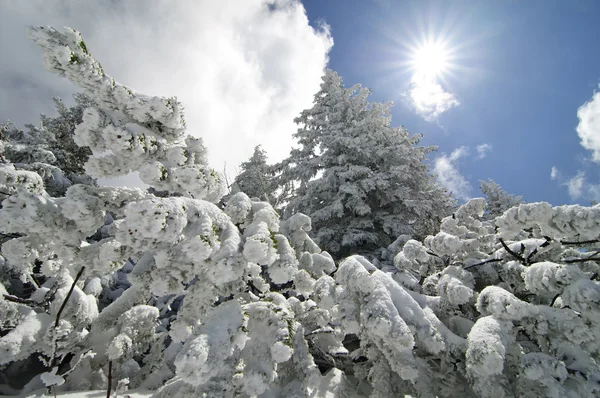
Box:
433 146 472 201
589 184 600 203
0 0 332 182
576 88 600 162
550 86 600 203
408 73 459 121
550 166 600 202
565 171 585 199
476 143 492 159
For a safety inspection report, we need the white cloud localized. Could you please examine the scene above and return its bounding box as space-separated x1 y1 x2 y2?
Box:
552 85 600 203
589 184 600 202
408 73 459 121
449 146 469 162
0 0 332 182
576 88 600 162
433 146 472 201
565 171 585 199
476 143 492 159
550 166 600 202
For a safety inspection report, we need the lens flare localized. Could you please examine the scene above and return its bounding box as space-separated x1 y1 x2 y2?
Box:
411 41 449 78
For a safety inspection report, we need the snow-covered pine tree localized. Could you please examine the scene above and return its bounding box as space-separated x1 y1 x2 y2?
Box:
479 178 523 220
0 25 226 393
1 93 95 197
0 25 336 396
41 93 94 177
231 145 277 205
276 69 452 259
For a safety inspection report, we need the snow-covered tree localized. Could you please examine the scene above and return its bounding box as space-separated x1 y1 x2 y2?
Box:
1 93 95 197
0 25 225 394
1 25 599 398
41 93 95 177
479 179 523 220
276 70 452 259
387 199 600 397
0 25 335 396
231 145 277 205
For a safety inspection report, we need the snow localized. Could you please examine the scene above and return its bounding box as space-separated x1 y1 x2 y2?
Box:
0 310 52 366
15 389 153 398
40 368 66 387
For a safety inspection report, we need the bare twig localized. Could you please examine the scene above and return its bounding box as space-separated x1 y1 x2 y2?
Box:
0 232 21 239
223 162 231 191
29 273 42 288
563 256 600 264
561 239 600 245
526 247 539 263
426 251 441 258
107 360 113 398
464 258 502 270
54 266 85 328
50 266 86 369
563 250 600 264
59 349 93 378
2 294 41 307
499 238 527 264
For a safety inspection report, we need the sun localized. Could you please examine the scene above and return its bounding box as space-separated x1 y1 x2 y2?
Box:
410 41 450 78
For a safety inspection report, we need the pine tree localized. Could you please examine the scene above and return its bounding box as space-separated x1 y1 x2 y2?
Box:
231 145 276 204
1 93 95 196
41 93 94 177
277 70 452 258
479 179 523 219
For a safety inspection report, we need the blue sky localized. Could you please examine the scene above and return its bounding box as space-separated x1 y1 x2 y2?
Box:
302 0 600 205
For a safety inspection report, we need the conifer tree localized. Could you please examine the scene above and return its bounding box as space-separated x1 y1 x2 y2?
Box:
277 70 452 258
479 179 523 219
41 93 94 177
231 145 276 205
1 93 95 197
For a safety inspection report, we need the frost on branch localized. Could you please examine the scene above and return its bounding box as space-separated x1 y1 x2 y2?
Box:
28 26 226 202
275 69 452 259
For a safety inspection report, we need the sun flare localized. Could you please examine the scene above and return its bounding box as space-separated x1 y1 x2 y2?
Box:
411 41 449 78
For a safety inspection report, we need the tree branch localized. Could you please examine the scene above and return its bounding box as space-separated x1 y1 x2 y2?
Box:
0 232 21 239
426 251 441 258
499 238 527 265
563 250 600 264
561 239 600 245
29 273 42 289
549 294 560 307
464 258 502 270
526 247 539 264
106 360 113 398
2 294 40 307
54 266 85 328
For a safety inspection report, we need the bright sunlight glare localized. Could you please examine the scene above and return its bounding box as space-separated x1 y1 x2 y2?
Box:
411 42 449 78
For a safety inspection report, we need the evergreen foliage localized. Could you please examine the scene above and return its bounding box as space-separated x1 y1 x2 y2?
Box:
231 145 277 205
277 70 452 258
479 179 524 219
